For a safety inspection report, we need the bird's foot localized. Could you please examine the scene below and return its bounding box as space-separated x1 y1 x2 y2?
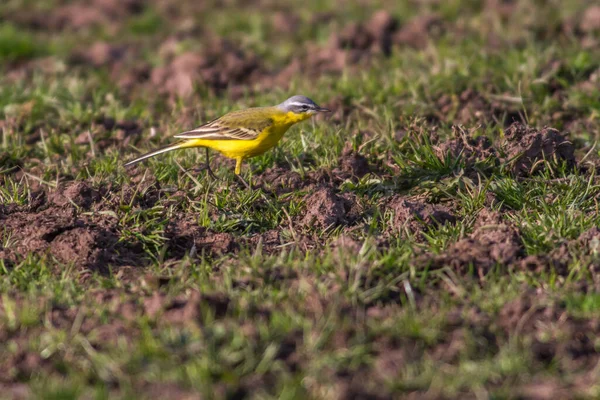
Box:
206 164 219 181
235 174 252 190
186 164 220 181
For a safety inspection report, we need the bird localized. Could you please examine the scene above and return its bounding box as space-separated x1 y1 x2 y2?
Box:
124 95 330 184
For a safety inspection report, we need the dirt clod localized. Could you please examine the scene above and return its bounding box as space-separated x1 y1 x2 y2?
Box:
502 123 575 176
388 196 457 234
581 6 600 33
434 128 497 169
394 14 444 49
166 217 236 257
338 145 371 178
301 186 348 229
47 0 144 31
285 11 400 79
336 11 398 56
272 12 301 34
71 42 126 67
49 182 101 209
49 226 117 269
0 200 124 270
419 209 523 276
366 10 398 47
151 39 262 97
436 89 523 125
254 166 305 194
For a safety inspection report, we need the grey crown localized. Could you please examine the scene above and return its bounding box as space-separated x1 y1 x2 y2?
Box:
278 95 322 113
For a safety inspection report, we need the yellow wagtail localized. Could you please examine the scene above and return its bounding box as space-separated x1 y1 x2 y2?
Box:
124 95 330 180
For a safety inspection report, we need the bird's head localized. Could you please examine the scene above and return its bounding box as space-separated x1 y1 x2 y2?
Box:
278 95 330 119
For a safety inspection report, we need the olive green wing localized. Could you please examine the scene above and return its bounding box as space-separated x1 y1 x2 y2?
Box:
174 107 274 141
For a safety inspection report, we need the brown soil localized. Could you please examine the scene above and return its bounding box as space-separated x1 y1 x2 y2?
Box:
0 195 125 271
336 11 397 56
387 196 457 235
580 6 600 33
165 215 236 258
254 166 306 194
70 42 128 68
333 287 600 398
393 14 445 49
254 146 374 195
517 227 600 277
2 283 597 399
418 208 524 277
279 11 445 80
7 0 145 32
69 35 265 98
498 290 600 371
435 88 524 126
302 11 397 75
49 181 102 208
425 120 577 178
0 181 242 270
434 126 498 170
300 186 349 229
336 143 372 179
564 5 600 49
502 122 576 176
94 118 144 149
2 178 372 270
150 38 263 97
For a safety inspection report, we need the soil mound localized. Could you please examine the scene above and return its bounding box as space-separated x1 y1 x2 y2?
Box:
419 209 523 277
301 186 348 229
502 123 575 176
387 196 457 234
151 39 262 97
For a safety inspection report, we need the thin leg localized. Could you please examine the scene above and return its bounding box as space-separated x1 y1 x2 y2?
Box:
205 147 219 180
183 147 219 180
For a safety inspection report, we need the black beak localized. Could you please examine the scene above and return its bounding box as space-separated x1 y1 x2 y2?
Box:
316 107 331 112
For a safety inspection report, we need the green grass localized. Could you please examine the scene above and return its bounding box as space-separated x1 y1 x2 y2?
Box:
0 23 45 61
2 0 600 398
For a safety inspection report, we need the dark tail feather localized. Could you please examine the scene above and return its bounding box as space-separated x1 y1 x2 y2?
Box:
124 141 187 167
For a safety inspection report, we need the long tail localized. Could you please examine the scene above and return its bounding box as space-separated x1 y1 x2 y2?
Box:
124 141 189 167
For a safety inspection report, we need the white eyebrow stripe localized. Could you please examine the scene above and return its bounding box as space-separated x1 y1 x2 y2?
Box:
289 102 314 107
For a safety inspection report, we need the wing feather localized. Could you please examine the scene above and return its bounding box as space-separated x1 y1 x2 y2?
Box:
174 108 274 141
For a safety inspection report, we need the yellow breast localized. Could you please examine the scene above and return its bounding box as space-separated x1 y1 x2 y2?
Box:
190 111 313 159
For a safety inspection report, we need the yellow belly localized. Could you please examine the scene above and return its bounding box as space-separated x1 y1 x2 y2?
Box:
187 124 290 159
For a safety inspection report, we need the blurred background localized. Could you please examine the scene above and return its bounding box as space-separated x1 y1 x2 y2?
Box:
1 0 598 129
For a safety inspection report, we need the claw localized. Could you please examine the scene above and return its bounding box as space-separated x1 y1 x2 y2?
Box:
183 148 220 181
235 174 251 190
